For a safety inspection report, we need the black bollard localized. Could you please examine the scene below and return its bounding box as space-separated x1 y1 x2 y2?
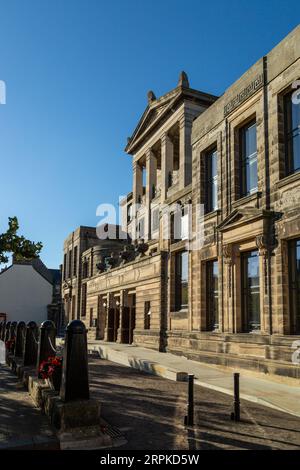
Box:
23 321 38 366
4 322 11 342
60 320 89 402
230 372 241 422
37 320 56 371
184 374 194 426
14 322 26 357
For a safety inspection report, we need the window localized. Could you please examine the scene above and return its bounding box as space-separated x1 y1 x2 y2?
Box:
71 295 76 320
240 121 258 196
138 218 145 239
175 251 189 311
284 92 300 175
89 307 94 327
68 249 72 278
241 250 260 332
73 246 78 277
81 284 87 317
63 253 67 280
288 239 300 334
144 301 151 329
127 203 133 223
152 207 159 233
171 207 189 243
206 260 219 330
206 148 218 213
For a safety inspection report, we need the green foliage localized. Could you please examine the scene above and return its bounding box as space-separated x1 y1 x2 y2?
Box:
0 217 43 264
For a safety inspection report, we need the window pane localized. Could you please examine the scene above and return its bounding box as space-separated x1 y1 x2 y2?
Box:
207 260 219 330
292 100 300 131
206 148 218 212
245 123 257 156
247 157 258 193
175 251 188 310
292 132 300 172
211 150 218 177
243 250 260 331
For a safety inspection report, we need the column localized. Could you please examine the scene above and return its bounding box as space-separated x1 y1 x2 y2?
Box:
132 160 143 240
161 133 174 202
179 114 193 189
145 149 157 240
117 290 128 343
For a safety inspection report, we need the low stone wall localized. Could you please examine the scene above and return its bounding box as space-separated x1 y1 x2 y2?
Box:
166 331 300 380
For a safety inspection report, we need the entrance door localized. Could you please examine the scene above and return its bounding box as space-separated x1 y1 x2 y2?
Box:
242 250 260 332
128 294 136 344
107 307 120 342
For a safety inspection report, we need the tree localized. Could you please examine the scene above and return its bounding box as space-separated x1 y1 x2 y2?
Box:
0 217 43 264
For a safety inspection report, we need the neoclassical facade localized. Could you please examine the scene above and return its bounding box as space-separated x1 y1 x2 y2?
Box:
62 26 300 379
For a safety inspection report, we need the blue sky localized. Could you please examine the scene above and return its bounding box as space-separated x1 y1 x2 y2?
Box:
0 0 299 268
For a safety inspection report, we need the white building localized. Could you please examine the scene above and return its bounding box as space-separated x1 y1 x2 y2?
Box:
0 257 61 325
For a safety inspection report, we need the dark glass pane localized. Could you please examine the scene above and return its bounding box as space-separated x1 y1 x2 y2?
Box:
207 260 219 330
292 100 300 131
242 250 260 331
241 121 257 196
175 251 189 310
206 148 218 212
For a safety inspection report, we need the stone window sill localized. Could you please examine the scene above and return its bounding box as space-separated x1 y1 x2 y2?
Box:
277 170 300 189
232 191 261 209
170 310 188 319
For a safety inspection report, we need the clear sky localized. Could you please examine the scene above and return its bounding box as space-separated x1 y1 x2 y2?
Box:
0 0 299 269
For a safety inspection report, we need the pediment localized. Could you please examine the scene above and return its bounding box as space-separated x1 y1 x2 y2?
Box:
217 208 271 233
125 88 181 154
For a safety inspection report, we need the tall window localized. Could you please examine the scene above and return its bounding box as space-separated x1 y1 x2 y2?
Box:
73 246 78 277
144 301 151 329
81 284 87 317
206 148 218 213
63 253 67 280
206 260 219 330
175 251 188 311
284 92 300 175
288 239 300 334
241 250 260 332
68 249 72 278
240 121 258 196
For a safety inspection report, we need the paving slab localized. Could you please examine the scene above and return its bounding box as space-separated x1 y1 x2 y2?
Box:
88 341 300 418
0 364 59 450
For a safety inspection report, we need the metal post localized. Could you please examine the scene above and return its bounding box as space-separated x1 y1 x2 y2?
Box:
37 320 56 371
60 320 89 402
185 374 194 426
0 322 6 341
231 372 240 422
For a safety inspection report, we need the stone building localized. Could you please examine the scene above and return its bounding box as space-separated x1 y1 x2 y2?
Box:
62 26 300 378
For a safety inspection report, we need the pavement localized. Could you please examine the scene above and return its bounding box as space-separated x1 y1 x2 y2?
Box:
0 364 59 450
90 358 300 450
88 341 300 418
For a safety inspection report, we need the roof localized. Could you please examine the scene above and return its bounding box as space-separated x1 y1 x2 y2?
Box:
125 71 218 155
0 257 60 286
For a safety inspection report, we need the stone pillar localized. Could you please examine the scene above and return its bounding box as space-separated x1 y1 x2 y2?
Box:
132 160 144 241
14 321 26 357
103 293 113 342
145 149 157 240
1 322 6 341
117 290 128 343
161 133 174 202
179 115 193 189
4 322 11 342
256 234 272 334
223 244 234 333
37 320 56 370
60 320 89 402
23 321 38 366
